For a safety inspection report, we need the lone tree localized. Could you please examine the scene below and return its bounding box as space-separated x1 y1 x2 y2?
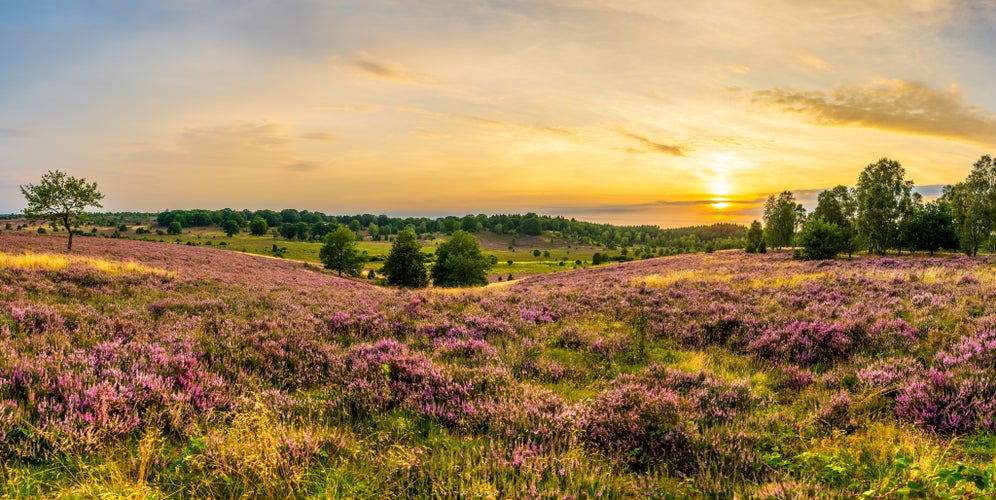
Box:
382 229 428 288
430 230 492 287
221 219 240 237
319 226 364 277
20 170 104 250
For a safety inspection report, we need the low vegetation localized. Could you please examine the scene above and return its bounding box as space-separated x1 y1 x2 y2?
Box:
2 231 995 497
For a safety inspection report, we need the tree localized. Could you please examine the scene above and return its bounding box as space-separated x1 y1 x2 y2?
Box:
945 155 996 256
763 191 801 250
745 220 765 253
813 185 858 258
319 226 364 277
902 201 959 256
796 216 841 260
856 158 914 254
430 230 492 287
382 229 428 288
520 216 542 236
222 219 240 237
293 221 310 241
20 170 104 250
279 222 297 240
249 216 268 236
168 221 182 235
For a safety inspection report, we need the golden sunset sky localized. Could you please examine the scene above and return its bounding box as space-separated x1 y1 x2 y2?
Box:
2 1 995 226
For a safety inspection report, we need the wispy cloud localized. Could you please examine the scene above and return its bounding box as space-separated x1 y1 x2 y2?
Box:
619 129 686 156
130 121 316 173
544 197 765 214
354 54 413 82
754 79 996 146
300 131 337 141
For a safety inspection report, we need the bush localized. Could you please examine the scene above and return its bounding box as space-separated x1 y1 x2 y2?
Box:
796 217 840 260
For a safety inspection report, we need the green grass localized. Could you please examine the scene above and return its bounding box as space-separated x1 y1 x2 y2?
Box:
117 226 643 280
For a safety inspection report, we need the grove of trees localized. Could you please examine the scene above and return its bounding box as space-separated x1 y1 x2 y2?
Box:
152 208 746 254
762 155 992 260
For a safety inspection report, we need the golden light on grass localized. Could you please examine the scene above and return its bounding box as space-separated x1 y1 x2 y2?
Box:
0 251 175 277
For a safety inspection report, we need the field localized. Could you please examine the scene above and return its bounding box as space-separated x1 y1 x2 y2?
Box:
54 222 614 282
1 231 995 498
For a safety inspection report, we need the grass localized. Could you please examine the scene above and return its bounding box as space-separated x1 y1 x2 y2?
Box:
0 250 174 277
4 232 996 498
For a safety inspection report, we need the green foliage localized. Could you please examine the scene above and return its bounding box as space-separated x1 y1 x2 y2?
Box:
167 221 182 235
901 201 960 255
745 220 764 253
431 230 492 287
221 219 240 237
319 226 364 277
19 170 104 250
944 155 996 256
796 216 841 260
763 191 802 250
856 158 914 254
382 229 428 288
520 216 543 236
814 185 859 257
249 216 268 236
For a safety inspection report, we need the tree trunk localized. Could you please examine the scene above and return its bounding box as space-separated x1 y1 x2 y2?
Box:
63 215 73 251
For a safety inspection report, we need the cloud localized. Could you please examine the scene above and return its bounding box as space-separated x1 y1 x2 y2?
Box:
300 131 337 141
354 54 412 82
313 105 380 112
754 79 996 145
619 129 686 156
129 121 317 174
544 197 765 214
286 161 323 172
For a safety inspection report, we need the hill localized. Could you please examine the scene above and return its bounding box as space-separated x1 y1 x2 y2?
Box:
1 231 995 497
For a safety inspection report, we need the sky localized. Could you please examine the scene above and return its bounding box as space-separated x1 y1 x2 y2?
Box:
2 0 995 227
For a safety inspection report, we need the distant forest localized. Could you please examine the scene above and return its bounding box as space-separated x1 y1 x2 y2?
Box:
2 209 747 255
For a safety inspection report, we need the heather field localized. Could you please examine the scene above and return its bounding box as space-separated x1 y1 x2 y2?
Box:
2 232 996 498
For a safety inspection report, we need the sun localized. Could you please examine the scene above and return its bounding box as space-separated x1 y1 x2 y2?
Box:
711 200 731 210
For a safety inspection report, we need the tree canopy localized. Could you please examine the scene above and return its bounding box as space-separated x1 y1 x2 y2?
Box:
382 229 428 288
319 226 364 277
763 191 801 250
430 230 492 287
745 220 765 253
20 170 104 250
944 155 995 256
856 158 914 254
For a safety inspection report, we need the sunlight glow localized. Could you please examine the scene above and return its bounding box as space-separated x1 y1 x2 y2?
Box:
711 201 731 210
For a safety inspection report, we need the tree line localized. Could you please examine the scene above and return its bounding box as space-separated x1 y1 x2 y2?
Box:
155 208 746 253
749 155 995 259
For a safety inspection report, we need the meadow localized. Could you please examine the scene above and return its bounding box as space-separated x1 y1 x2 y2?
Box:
107 225 612 282
1 231 995 498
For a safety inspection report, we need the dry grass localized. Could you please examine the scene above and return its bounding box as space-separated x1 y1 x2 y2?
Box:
0 251 175 278
634 270 732 288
